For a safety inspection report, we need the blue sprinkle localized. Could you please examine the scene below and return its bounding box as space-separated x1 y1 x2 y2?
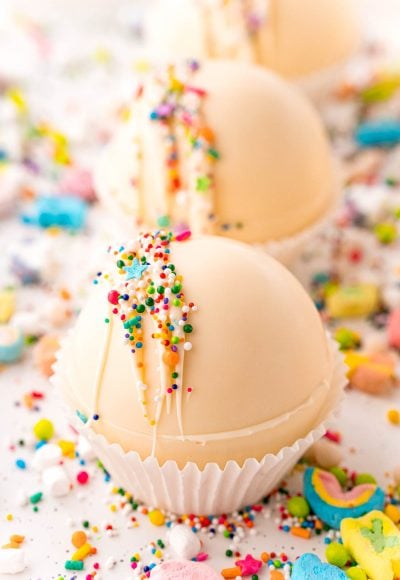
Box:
76 410 88 424
15 459 27 469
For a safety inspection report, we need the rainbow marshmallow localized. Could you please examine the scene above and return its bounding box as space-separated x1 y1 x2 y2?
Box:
304 467 385 529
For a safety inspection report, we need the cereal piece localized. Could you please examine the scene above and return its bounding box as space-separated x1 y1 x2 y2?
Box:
341 510 400 580
304 468 385 529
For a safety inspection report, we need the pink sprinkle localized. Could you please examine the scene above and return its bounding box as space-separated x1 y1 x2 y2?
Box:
196 552 209 562
186 85 207 97
93 562 100 569
76 470 89 485
324 430 341 443
131 562 137 569
176 230 191 242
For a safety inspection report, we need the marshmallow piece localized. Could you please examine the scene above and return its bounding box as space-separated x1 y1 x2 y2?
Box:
32 444 62 472
169 524 201 560
312 439 343 469
388 309 400 350
327 284 380 319
77 436 95 461
0 548 26 574
42 465 70 497
151 560 220 580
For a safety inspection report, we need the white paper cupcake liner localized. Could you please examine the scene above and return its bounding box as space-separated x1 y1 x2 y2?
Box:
53 334 347 515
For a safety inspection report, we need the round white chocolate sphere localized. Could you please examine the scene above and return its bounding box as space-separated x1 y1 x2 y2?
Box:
59 234 338 468
96 61 338 247
145 0 359 85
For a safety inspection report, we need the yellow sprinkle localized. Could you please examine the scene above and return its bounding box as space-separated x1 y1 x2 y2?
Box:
58 440 76 457
134 553 141 561
133 60 150 73
6 514 13 521
111 487 119 494
92 526 99 533
387 409 400 425
72 542 92 561
6 88 27 114
110 504 117 512
155 550 163 558
148 509 165 527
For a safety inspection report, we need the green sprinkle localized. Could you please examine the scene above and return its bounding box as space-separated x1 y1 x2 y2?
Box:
287 496 310 518
117 259 125 268
225 549 233 557
196 175 212 192
157 286 165 294
171 336 180 344
157 215 170 227
30 492 43 504
145 297 154 307
65 560 84 571
171 283 182 294
82 520 90 528
326 542 351 568
104 318 110 324
136 304 145 313
330 467 347 486
147 286 155 294
355 473 376 485
208 147 220 160
183 324 193 333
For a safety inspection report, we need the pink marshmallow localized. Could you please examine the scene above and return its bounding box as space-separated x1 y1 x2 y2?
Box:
388 309 400 349
150 560 220 579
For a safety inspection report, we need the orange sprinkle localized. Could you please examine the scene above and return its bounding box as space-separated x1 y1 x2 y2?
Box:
291 526 311 539
314 519 323 530
221 566 242 578
71 530 87 549
270 571 285 580
59 288 71 301
162 350 179 367
10 535 24 544
23 393 34 409
260 552 270 563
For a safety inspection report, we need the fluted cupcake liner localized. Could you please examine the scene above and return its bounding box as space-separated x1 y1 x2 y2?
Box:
53 334 347 515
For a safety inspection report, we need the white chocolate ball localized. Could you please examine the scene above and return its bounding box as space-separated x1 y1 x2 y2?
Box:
59 236 339 468
146 0 359 84
96 61 338 247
